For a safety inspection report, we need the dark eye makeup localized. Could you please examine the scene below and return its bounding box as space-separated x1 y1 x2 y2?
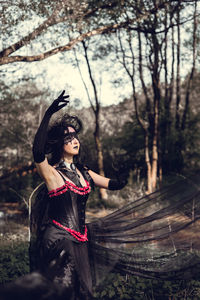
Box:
64 132 79 144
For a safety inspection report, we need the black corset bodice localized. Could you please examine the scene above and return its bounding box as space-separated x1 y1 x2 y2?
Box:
48 165 92 234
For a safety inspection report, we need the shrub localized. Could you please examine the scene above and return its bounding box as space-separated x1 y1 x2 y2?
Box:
0 241 29 284
93 273 200 300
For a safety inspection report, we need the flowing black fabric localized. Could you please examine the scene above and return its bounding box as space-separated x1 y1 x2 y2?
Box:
30 170 200 296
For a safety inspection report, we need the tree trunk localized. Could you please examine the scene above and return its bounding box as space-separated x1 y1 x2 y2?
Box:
82 40 108 201
175 7 181 129
94 115 108 200
145 133 152 194
150 11 161 191
137 30 154 192
151 97 159 190
181 0 197 130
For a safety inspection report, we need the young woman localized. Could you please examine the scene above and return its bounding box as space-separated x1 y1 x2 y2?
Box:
31 91 200 299
32 91 127 299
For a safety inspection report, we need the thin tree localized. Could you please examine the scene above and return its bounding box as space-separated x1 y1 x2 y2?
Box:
73 40 108 201
181 0 198 130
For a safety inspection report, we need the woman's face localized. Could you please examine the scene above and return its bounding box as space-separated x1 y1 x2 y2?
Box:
63 127 80 157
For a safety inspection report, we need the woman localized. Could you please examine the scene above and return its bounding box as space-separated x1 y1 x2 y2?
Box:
32 91 127 299
32 91 200 299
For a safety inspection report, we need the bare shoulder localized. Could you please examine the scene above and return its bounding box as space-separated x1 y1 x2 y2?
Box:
35 159 65 191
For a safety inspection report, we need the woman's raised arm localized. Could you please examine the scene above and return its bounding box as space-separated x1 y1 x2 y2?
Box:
32 91 69 185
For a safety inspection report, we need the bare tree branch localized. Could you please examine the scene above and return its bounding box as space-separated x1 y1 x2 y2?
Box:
0 1 67 58
0 21 128 65
73 45 95 111
0 0 120 58
0 0 179 65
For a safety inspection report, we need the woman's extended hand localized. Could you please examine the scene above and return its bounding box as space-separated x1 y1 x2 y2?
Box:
47 90 70 115
108 172 128 190
108 164 129 190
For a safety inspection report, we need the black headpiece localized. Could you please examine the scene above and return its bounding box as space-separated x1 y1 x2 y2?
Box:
45 113 82 165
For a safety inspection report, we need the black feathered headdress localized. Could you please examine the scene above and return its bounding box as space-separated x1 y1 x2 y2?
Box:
45 113 82 165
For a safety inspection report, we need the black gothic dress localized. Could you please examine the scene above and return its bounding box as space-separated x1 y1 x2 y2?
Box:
30 168 200 297
30 165 94 299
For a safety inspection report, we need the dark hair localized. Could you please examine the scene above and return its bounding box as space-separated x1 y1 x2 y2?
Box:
45 113 82 165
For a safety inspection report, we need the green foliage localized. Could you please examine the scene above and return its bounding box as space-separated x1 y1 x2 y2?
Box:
102 115 146 180
93 273 200 300
0 172 41 204
0 242 29 284
159 96 200 174
103 98 200 181
0 81 46 170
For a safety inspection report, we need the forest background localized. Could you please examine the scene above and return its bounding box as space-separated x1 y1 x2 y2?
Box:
1 0 200 299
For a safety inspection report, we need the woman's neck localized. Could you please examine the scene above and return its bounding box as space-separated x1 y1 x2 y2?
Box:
63 156 73 164
61 158 77 173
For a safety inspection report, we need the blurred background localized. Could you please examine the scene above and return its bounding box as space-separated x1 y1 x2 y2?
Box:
0 0 200 298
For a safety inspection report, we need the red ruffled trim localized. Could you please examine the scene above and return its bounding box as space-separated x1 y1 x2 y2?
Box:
52 219 88 242
48 180 91 197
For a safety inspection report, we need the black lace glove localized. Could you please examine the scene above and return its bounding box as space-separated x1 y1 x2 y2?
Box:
32 91 69 163
108 171 129 190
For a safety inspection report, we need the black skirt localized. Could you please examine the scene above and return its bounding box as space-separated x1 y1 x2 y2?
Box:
35 224 93 299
